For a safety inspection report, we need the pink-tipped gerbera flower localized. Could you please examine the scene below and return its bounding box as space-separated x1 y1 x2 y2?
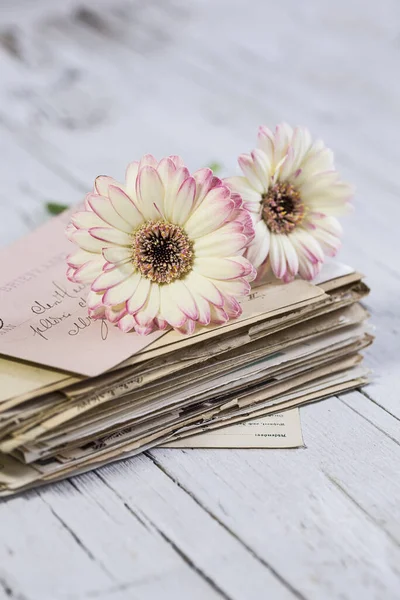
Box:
224 123 354 282
66 155 255 335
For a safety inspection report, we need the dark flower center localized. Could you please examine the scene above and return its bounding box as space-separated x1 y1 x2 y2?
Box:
133 220 194 284
261 182 305 234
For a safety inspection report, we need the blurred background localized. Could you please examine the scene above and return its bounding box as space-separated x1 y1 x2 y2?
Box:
0 0 399 394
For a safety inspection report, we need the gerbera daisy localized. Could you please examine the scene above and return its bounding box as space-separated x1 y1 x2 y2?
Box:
66 155 255 335
224 123 354 282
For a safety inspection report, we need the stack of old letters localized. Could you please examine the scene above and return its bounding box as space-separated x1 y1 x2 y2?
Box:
0 212 371 496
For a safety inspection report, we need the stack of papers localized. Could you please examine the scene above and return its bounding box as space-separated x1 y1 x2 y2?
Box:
0 213 372 496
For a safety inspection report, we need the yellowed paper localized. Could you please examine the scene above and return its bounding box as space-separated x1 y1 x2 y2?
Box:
0 248 371 498
0 452 40 487
0 369 370 497
0 355 80 405
0 213 164 376
124 279 325 366
0 309 369 456
0 259 360 404
162 409 304 449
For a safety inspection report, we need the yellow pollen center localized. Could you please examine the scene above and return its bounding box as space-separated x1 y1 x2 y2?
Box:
132 220 194 284
261 181 305 234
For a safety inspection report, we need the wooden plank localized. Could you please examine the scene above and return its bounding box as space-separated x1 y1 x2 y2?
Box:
0 577 17 600
339 390 400 445
36 475 224 600
301 397 400 545
0 490 111 599
96 455 297 600
147 396 400 599
0 125 83 245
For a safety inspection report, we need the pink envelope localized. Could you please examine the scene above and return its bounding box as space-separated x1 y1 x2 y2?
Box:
0 212 163 376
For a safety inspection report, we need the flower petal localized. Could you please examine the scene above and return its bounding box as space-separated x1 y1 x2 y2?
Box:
176 319 196 335
312 230 341 257
192 293 211 326
168 155 185 169
125 161 139 199
297 252 322 281
88 194 134 234
163 167 190 222
139 154 158 169
90 227 132 246
194 229 248 258
273 123 293 166
309 216 342 257
209 305 229 325
276 146 296 182
134 323 157 336
193 257 247 280
67 249 98 268
103 272 141 306
88 305 106 320
217 278 251 299
298 148 335 182
126 276 151 314
136 165 165 220
269 234 286 279
185 187 234 238
92 262 135 292
281 235 299 277
118 314 136 333
95 176 122 196
154 317 169 330
66 222 77 241
70 230 106 253
245 219 270 269
156 157 176 187
238 154 264 193
211 220 246 238
223 176 261 205
108 185 145 229
298 170 339 194
290 229 324 265
304 182 354 216
172 176 196 225
256 125 274 161
184 271 224 307
168 280 199 320
71 210 106 230
231 255 257 280
251 149 271 191
105 303 127 324
103 260 130 273
192 168 214 211
134 283 160 327
311 215 343 237
102 246 132 264
73 259 105 284
290 126 312 173
223 295 242 319
159 285 187 328
87 289 104 310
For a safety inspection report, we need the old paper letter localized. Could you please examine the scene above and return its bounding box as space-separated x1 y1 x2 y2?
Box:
163 409 304 449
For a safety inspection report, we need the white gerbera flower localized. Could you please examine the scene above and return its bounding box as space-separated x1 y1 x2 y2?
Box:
225 123 354 282
66 155 255 335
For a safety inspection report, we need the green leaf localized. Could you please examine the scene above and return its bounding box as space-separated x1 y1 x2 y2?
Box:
206 161 222 174
46 202 69 215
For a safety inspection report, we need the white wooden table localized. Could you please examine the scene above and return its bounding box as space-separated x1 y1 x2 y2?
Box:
1 1 399 598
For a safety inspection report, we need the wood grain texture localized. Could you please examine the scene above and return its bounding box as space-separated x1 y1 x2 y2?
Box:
148 396 400 600
0 1 399 598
